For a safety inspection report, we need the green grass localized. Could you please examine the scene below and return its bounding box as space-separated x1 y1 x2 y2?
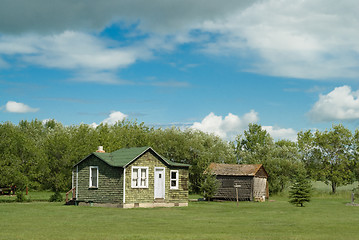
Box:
1 194 359 240
0 191 66 202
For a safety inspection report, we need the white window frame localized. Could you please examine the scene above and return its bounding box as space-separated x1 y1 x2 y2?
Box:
131 166 149 188
170 170 179 190
89 166 99 188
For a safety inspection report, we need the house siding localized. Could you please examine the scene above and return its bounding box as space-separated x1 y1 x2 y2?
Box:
76 155 123 204
214 176 253 201
125 152 188 204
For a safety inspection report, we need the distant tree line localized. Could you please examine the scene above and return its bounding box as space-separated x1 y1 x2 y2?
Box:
0 119 358 194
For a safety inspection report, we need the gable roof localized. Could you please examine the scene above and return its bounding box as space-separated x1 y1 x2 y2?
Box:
76 146 190 168
207 163 267 177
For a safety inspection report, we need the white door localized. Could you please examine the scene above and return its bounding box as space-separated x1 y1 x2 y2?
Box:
154 168 165 199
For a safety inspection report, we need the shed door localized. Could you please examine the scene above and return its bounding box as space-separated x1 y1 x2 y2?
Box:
154 168 165 199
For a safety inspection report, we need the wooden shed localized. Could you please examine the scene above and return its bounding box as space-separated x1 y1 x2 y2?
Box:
207 163 269 201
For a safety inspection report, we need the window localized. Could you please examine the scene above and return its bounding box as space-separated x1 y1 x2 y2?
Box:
89 166 98 188
170 170 179 189
131 167 148 188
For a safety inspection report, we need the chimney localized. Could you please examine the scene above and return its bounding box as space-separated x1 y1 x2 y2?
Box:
96 146 105 153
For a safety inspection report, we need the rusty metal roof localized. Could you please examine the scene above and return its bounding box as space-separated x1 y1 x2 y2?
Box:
207 163 266 176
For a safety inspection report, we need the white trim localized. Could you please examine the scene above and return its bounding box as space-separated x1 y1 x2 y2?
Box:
123 167 126 204
89 166 99 188
131 166 149 188
170 170 179 190
76 165 78 199
154 167 166 199
72 169 74 189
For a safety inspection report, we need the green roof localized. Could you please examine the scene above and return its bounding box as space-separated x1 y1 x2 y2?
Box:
78 146 190 168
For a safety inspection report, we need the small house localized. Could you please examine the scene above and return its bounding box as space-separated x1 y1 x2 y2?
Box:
71 146 190 208
207 163 269 201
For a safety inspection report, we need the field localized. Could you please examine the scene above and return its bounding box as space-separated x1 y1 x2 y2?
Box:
0 183 358 240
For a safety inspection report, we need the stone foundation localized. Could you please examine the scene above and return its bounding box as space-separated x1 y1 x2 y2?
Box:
77 201 188 208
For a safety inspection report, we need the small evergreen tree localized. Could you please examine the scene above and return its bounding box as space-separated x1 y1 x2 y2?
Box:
289 172 312 207
200 173 219 201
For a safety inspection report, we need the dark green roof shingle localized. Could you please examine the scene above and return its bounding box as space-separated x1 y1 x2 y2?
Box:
78 146 189 168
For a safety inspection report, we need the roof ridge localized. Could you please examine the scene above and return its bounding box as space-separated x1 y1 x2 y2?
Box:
75 146 189 168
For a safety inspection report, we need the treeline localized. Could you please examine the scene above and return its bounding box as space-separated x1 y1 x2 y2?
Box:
237 123 359 194
0 119 235 193
0 120 358 194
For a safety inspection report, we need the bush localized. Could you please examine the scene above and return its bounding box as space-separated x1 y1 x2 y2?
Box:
16 192 26 202
49 192 63 202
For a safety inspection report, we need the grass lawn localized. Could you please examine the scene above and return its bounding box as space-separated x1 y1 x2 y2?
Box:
0 191 66 202
1 193 359 240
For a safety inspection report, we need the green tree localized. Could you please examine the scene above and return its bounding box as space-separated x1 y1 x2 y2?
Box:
43 122 72 192
0 121 47 190
236 124 303 194
200 172 219 201
150 128 236 193
298 124 356 193
289 172 312 207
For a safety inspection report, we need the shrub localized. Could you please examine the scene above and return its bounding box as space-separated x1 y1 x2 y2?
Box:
49 192 63 202
16 192 26 202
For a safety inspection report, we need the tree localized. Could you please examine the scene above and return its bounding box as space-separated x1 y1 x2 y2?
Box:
298 124 356 193
150 128 236 193
289 172 312 207
236 124 303 194
200 172 219 201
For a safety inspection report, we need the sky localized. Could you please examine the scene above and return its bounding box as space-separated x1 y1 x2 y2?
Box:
1 0 359 141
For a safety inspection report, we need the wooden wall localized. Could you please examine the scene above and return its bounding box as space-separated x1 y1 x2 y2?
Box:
213 176 253 201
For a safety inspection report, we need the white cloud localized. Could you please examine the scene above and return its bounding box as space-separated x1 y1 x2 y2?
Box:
191 111 298 141
90 111 128 128
0 32 148 70
102 111 128 125
1 0 358 81
89 122 99 129
308 85 359 122
5 101 39 113
262 126 297 141
70 71 133 85
0 31 157 84
191 110 259 139
199 0 359 79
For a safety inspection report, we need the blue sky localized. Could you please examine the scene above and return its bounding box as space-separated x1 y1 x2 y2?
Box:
1 0 359 141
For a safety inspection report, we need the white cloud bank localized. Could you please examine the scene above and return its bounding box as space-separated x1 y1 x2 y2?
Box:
90 111 128 128
199 0 359 79
191 111 297 141
191 110 259 139
5 101 39 113
309 85 359 122
262 126 297 142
